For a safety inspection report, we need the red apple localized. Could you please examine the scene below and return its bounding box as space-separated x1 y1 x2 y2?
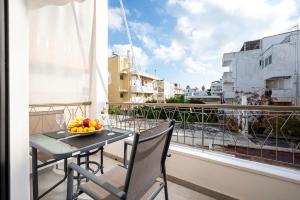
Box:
83 118 91 127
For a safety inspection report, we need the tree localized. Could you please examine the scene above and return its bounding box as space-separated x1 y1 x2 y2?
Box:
201 85 205 91
186 85 190 90
206 88 211 96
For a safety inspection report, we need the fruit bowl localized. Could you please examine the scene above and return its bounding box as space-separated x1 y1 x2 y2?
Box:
67 117 103 136
68 130 98 136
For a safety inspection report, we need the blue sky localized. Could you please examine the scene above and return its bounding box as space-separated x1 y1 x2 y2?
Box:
108 0 300 89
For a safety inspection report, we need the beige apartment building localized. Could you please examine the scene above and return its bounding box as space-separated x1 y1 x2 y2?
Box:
108 55 158 103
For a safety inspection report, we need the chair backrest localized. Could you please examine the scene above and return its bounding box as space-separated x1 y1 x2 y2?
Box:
29 110 65 135
124 120 175 199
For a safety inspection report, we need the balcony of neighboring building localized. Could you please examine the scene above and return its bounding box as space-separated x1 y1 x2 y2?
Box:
261 42 295 80
266 77 294 103
222 52 235 67
131 70 158 80
119 87 128 93
222 72 234 83
131 85 158 94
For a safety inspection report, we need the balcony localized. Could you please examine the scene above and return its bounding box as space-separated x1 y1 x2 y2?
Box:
36 154 214 200
119 88 128 93
6 0 300 199
26 102 300 200
222 53 235 67
222 72 234 83
131 85 158 94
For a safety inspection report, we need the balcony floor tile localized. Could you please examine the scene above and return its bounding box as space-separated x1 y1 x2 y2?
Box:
32 154 215 200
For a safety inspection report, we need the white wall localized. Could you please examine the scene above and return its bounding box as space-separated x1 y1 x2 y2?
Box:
233 50 264 92
262 43 295 80
9 0 30 199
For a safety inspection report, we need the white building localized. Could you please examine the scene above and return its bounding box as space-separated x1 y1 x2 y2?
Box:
157 80 175 102
210 80 223 96
185 87 207 97
222 30 300 105
174 83 184 95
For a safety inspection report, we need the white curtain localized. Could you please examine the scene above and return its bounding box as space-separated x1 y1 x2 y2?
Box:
29 0 95 104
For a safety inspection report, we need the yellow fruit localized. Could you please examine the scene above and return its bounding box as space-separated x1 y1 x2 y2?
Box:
71 127 77 132
67 123 74 129
89 120 97 127
83 127 89 132
88 127 95 132
77 127 83 133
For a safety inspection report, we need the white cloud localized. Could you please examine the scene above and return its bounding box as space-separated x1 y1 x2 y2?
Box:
130 21 158 49
184 57 210 74
110 44 150 71
108 7 123 31
167 0 205 14
154 41 185 63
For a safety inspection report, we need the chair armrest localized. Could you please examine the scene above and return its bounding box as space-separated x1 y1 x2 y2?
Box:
68 163 126 199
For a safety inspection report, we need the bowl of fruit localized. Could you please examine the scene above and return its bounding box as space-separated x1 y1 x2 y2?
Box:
67 117 103 136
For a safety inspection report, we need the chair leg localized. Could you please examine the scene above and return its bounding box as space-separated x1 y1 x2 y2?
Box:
66 165 74 200
86 155 89 182
162 167 169 200
76 156 81 189
100 147 104 174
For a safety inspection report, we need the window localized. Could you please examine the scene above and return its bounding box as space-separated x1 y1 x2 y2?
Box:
268 55 272 65
264 55 272 67
266 78 289 90
265 58 268 66
259 60 264 67
120 93 124 98
120 74 124 80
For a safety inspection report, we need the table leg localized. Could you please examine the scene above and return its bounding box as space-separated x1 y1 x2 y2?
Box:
32 147 38 200
123 142 128 168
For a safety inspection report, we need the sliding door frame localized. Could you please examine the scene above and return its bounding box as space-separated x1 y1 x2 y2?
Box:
0 0 10 199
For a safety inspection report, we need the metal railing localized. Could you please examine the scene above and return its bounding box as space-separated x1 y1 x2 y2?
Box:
29 101 92 125
108 102 300 168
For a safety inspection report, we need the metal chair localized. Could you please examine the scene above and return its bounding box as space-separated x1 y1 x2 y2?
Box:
67 120 175 200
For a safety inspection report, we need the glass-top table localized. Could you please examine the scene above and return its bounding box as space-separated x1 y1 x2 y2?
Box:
30 128 132 200
30 128 131 160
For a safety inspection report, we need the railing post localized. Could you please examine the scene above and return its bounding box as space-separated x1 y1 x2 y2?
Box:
183 110 186 144
276 117 278 162
201 107 204 148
